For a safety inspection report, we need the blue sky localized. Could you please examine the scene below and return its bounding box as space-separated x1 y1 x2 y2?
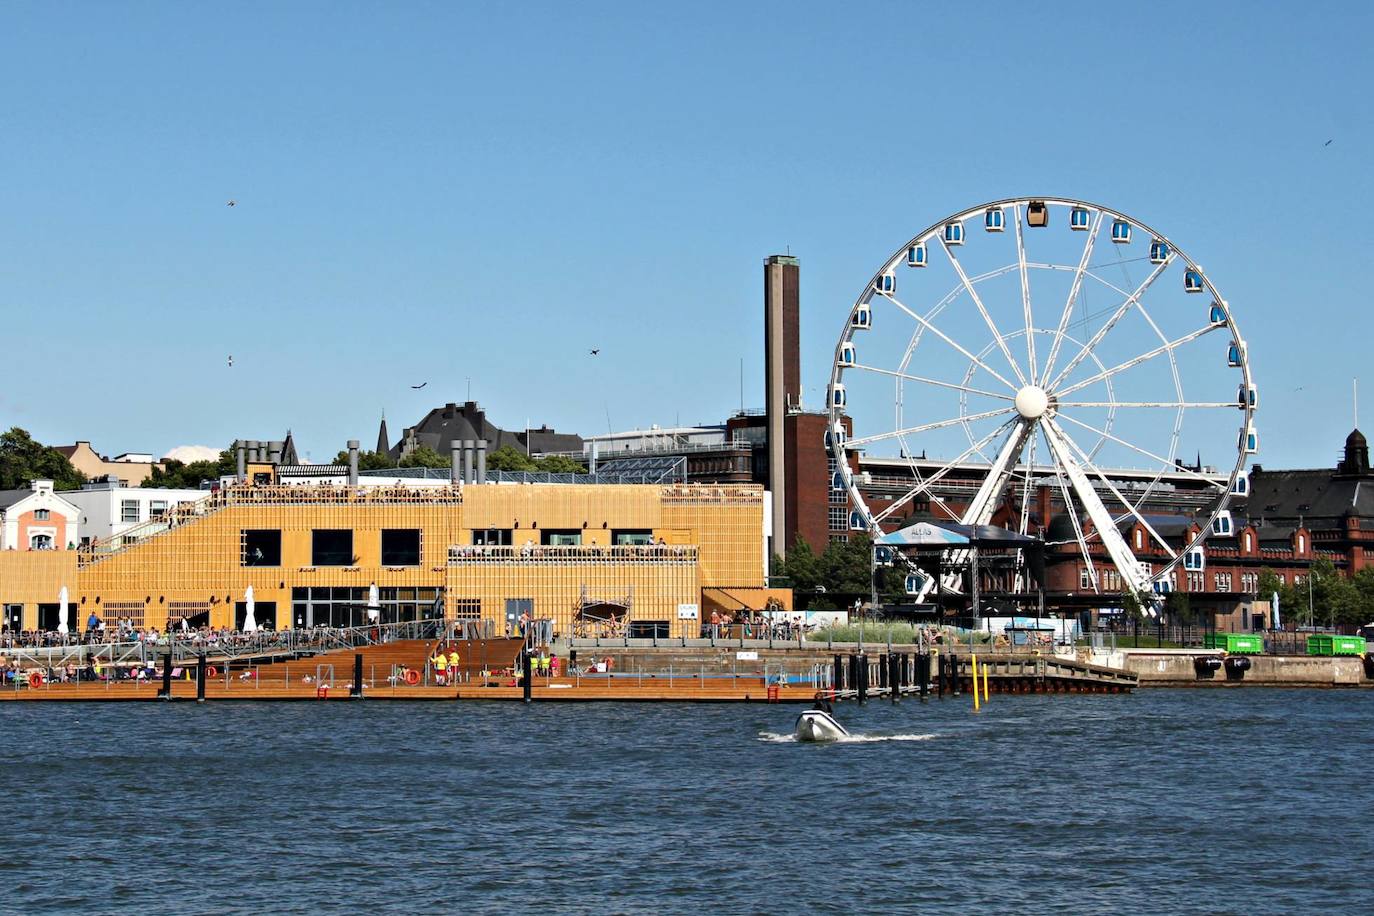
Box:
1 1 1370 467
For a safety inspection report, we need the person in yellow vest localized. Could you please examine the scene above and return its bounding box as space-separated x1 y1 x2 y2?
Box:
447 648 461 684
538 653 550 677
432 647 448 685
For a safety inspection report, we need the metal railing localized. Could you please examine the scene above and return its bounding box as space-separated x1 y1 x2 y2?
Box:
447 544 697 563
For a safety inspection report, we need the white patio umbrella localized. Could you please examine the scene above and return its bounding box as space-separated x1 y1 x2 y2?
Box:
367 583 381 622
1272 590 1281 630
242 585 258 633
57 586 69 636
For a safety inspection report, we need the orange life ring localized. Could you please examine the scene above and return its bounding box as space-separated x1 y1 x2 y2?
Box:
206 666 218 678
403 669 421 686
29 672 43 687
317 685 329 699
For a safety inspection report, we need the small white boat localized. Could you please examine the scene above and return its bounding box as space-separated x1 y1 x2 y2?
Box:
794 708 850 742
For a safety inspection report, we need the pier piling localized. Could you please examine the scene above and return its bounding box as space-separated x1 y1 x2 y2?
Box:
350 653 364 699
196 654 207 703
158 652 172 700
856 654 868 704
522 652 533 703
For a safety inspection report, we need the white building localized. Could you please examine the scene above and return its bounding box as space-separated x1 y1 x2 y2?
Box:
0 480 81 551
578 425 730 457
64 479 207 543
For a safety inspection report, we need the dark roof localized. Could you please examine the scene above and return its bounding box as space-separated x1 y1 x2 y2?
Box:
0 489 33 510
1236 469 1374 525
1256 525 1297 544
393 401 583 459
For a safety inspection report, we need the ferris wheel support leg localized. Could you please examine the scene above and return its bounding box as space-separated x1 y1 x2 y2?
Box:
1041 419 1156 614
960 418 1034 528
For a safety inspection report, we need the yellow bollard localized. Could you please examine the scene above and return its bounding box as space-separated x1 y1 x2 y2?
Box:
983 661 991 703
971 654 980 711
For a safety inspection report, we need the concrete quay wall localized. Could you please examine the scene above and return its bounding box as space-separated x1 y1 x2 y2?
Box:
1121 650 1373 688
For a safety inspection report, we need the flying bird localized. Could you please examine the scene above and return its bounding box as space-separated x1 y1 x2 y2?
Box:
228 355 234 368
226 199 237 207
411 382 428 389
589 349 600 356
1324 139 1333 147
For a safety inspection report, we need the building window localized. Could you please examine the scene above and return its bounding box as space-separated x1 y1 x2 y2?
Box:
120 500 140 523
241 530 282 567
828 506 848 530
612 530 653 545
1214 572 1233 592
1080 568 1097 590
381 529 422 566
150 501 168 517
541 530 581 546
452 598 482 620
30 533 54 550
312 529 354 566
1135 529 1143 550
1297 534 1306 553
472 528 512 546
34 508 50 521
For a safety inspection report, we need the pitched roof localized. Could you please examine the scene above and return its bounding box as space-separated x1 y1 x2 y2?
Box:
394 402 582 458
1236 469 1374 524
0 489 32 510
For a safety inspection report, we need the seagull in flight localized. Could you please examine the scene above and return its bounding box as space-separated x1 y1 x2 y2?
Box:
1324 139 1333 147
589 349 600 356
228 355 234 368
411 381 427 389
226 199 237 207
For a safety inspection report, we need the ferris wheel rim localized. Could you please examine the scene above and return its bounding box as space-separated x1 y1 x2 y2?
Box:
829 197 1256 592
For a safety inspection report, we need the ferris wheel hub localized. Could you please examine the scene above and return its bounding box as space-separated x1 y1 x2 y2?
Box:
1014 385 1050 420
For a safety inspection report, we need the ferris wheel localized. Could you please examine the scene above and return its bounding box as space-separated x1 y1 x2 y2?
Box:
828 197 1257 600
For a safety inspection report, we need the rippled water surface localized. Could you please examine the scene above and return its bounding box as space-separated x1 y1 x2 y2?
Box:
3 690 1371 914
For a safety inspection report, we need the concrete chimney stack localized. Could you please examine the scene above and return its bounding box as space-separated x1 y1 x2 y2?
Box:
347 440 359 485
450 441 462 484
235 440 246 481
476 440 487 484
462 440 475 485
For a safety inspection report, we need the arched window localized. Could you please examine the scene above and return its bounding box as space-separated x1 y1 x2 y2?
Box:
1244 532 1253 551
1297 534 1306 553
29 533 53 550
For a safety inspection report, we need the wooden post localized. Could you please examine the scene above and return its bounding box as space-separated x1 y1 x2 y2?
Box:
196 654 206 703
350 653 364 699
158 652 172 700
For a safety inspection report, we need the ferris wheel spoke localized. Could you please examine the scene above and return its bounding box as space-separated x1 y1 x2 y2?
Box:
1044 441 1099 593
1044 256 1171 392
1054 324 1220 398
850 364 1015 402
959 418 1034 527
1056 400 1235 409
884 295 1019 391
1041 419 1154 601
1038 211 1104 387
847 406 1015 449
1014 204 1037 382
1054 412 1227 492
1052 419 1179 560
939 239 1028 387
872 419 1017 523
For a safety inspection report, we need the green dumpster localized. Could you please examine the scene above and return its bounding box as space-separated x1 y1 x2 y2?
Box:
1203 633 1264 654
1305 634 1367 656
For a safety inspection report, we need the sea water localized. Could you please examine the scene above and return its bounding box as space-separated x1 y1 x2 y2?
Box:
2 689 1371 913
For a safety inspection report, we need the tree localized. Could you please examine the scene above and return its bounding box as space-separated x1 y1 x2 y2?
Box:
0 427 86 490
485 445 538 472
333 449 395 471
143 448 235 489
398 446 450 469
1163 591 1195 625
536 454 588 474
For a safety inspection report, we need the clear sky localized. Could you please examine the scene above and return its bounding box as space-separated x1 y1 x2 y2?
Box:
1 1 1370 468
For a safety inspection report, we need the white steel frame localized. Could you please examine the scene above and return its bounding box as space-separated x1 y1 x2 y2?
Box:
829 197 1255 606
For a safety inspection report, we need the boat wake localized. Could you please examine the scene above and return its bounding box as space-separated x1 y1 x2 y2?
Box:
757 731 937 744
